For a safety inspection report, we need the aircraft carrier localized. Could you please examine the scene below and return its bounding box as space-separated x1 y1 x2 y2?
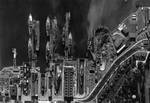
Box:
0 7 150 103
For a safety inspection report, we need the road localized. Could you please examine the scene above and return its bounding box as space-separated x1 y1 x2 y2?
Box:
74 38 149 102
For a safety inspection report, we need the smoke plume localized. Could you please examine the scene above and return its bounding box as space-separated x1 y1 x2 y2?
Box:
87 0 140 37
87 0 105 36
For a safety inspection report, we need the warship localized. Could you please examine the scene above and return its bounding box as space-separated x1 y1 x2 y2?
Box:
0 7 150 103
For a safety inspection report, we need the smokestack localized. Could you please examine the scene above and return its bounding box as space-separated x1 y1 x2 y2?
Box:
12 48 17 68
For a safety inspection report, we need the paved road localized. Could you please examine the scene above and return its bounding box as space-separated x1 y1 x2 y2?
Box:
74 38 149 102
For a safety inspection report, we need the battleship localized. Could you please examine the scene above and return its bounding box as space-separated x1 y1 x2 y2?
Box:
0 7 150 103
